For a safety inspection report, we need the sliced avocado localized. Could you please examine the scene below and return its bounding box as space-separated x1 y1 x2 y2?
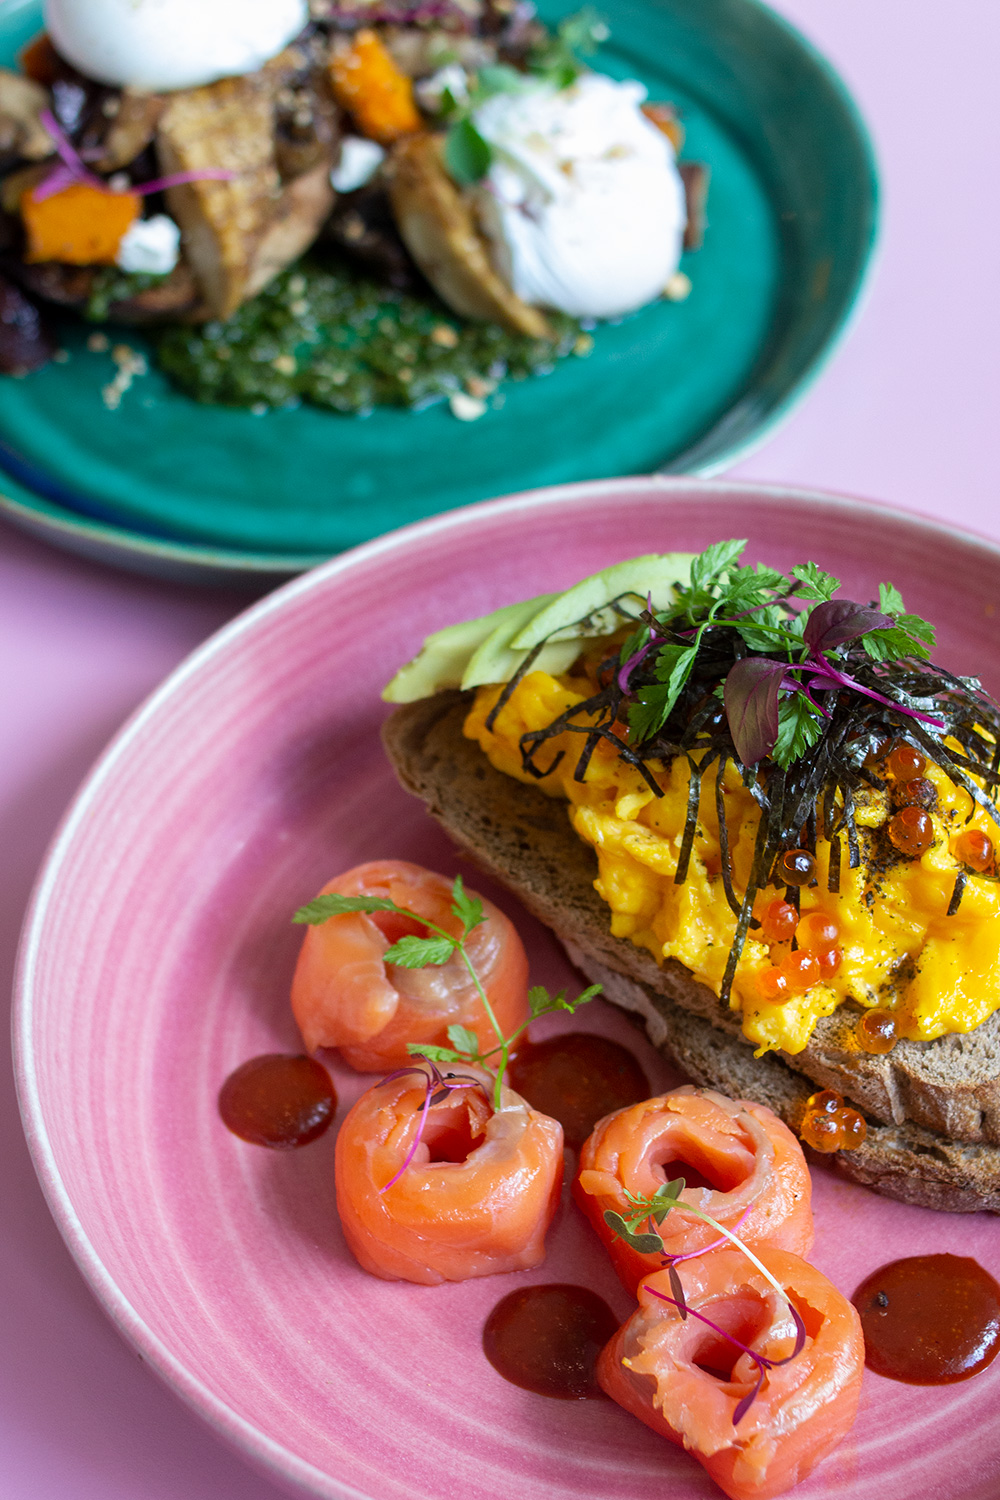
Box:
460 595 575 688
382 594 553 702
510 553 695 651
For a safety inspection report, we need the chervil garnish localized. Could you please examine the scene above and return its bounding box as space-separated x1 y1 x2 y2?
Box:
294 876 599 1178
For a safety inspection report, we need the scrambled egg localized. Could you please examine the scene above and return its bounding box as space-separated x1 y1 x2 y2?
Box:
465 671 1000 1056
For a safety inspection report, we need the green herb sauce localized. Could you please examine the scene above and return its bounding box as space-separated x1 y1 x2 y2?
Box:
155 257 583 414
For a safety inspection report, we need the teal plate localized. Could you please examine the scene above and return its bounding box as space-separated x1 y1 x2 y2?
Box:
0 0 877 579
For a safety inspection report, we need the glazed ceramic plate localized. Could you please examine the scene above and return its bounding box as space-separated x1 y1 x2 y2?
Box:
14 479 1000 1500
0 0 877 578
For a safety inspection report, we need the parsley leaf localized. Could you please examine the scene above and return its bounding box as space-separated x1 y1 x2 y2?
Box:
791 562 840 601
772 691 825 769
293 892 399 924
382 933 456 967
529 982 601 1018
446 1023 481 1055
450 874 485 937
444 117 492 185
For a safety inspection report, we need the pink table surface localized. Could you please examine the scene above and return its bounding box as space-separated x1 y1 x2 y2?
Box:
1 2 998 1496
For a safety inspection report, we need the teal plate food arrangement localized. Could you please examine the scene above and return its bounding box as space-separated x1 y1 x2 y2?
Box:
0 0 878 580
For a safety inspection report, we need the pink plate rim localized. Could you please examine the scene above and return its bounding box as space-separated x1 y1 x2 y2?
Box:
13 474 1000 1497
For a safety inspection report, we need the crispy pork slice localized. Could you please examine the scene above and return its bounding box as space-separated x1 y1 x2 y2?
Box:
156 59 334 321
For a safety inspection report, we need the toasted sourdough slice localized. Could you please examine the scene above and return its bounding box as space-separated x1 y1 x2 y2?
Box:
383 692 1000 1208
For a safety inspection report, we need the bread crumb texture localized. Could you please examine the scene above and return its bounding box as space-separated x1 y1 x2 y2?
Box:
465 672 1000 1057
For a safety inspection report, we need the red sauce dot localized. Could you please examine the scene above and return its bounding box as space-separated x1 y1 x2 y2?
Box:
219 1054 336 1148
483 1285 619 1399
507 1032 648 1150
853 1255 1000 1384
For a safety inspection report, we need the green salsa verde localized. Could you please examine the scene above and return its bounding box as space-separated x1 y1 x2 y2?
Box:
153 257 586 415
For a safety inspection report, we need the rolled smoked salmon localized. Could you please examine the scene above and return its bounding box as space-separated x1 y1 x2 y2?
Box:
574 1087 813 1294
598 1250 864 1500
291 860 529 1071
335 1064 563 1284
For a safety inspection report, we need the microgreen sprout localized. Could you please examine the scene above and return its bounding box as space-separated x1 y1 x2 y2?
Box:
604 1180 806 1423
293 875 600 1111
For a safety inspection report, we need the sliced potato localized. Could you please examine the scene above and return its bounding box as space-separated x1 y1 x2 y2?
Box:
387 131 551 339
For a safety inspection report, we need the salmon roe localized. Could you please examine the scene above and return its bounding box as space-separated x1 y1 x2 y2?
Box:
758 966 791 1003
887 744 926 782
806 1089 842 1116
762 898 798 944
816 945 842 981
776 848 816 886
953 829 995 873
888 806 934 857
800 1112 843 1152
894 776 936 809
857 1010 898 1054
781 950 821 991
797 911 840 950
800 1089 867 1151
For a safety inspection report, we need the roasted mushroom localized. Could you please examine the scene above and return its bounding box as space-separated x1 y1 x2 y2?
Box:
387 132 551 339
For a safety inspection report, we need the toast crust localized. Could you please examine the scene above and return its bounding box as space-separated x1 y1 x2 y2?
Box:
382 693 1000 1210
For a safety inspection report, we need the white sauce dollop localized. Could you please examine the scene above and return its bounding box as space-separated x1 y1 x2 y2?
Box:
44 0 308 92
472 73 687 321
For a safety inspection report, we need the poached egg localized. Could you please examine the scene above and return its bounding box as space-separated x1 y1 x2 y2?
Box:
44 0 308 93
471 73 687 321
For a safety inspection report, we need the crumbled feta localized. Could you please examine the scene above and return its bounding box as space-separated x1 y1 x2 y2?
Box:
330 137 386 194
115 214 181 275
415 64 469 116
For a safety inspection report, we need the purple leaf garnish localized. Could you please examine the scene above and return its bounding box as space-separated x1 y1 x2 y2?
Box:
732 1366 766 1426
724 658 787 765
802 600 893 655
668 1262 688 1319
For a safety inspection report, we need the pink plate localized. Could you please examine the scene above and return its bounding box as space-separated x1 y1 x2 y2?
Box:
14 477 1000 1500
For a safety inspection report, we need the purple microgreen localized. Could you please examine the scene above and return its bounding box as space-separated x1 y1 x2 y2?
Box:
731 1365 767 1426
603 1210 666 1256
723 658 787 766
801 599 894 655
643 1284 773 1424
379 1067 436 1191
668 1262 688 1319
671 1202 753 1263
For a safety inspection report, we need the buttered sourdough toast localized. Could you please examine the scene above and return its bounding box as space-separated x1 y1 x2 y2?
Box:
383 691 1000 1213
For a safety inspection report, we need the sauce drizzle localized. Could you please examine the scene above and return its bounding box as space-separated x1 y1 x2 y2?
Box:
852 1254 1000 1384
483 1284 619 1399
219 1054 336 1148
508 1032 649 1150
